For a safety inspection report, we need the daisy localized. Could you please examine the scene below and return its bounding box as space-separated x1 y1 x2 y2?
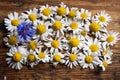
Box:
66 7 78 20
65 49 80 68
36 47 50 63
92 11 111 27
33 20 52 40
65 20 82 35
6 46 27 70
77 8 91 25
101 31 119 46
98 57 112 71
54 2 68 20
101 44 113 58
44 37 64 54
50 51 65 66
3 32 18 47
89 21 107 37
4 12 21 32
65 33 84 51
83 38 102 56
27 39 43 52
39 4 54 20
79 51 99 69
21 8 39 26
78 26 90 41
50 18 66 38
25 51 38 68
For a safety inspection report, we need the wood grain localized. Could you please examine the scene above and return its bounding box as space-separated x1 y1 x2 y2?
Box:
0 0 120 80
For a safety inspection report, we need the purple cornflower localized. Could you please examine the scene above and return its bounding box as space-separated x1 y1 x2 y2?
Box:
17 22 35 42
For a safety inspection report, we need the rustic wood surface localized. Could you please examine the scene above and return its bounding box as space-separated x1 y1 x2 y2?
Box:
0 0 120 80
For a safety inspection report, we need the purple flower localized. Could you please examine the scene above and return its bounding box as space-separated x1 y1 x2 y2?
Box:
17 22 35 42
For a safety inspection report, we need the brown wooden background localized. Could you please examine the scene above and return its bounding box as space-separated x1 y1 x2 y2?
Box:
0 0 120 80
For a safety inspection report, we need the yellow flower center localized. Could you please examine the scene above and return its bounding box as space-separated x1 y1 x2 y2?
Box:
106 36 114 43
103 49 108 55
99 16 106 22
89 44 99 52
102 61 108 67
66 36 71 40
8 36 18 45
36 24 46 34
90 22 100 32
68 10 76 18
85 56 93 63
69 38 80 47
27 54 36 62
80 13 88 19
13 52 22 62
70 22 78 30
11 19 20 26
57 7 66 16
69 54 77 62
29 41 37 50
52 21 62 31
38 52 45 59
53 54 61 62
51 40 59 48
81 30 87 36
28 14 36 21
42 8 51 16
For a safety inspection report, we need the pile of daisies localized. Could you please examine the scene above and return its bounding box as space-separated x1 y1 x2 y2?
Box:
4 2 119 71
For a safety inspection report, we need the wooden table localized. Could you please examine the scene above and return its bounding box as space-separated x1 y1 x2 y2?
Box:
0 0 120 80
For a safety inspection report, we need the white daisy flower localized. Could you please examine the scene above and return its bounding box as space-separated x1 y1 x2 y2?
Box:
92 11 111 27
3 32 18 47
36 47 50 63
21 8 39 26
65 33 84 51
39 4 54 20
25 51 38 68
65 20 82 35
44 37 64 54
4 12 21 32
33 20 53 40
50 18 66 38
77 8 91 23
50 51 65 66
101 31 119 46
66 7 78 20
26 39 43 52
101 44 113 58
65 49 80 68
83 38 102 56
78 26 90 41
6 46 27 70
98 57 112 71
89 21 107 37
54 2 68 20
79 51 99 69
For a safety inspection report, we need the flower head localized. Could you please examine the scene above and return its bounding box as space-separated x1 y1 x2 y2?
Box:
92 11 111 27
79 51 99 69
101 31 119 46
4 12 21 32
17 22 35 42
6 46 27 70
